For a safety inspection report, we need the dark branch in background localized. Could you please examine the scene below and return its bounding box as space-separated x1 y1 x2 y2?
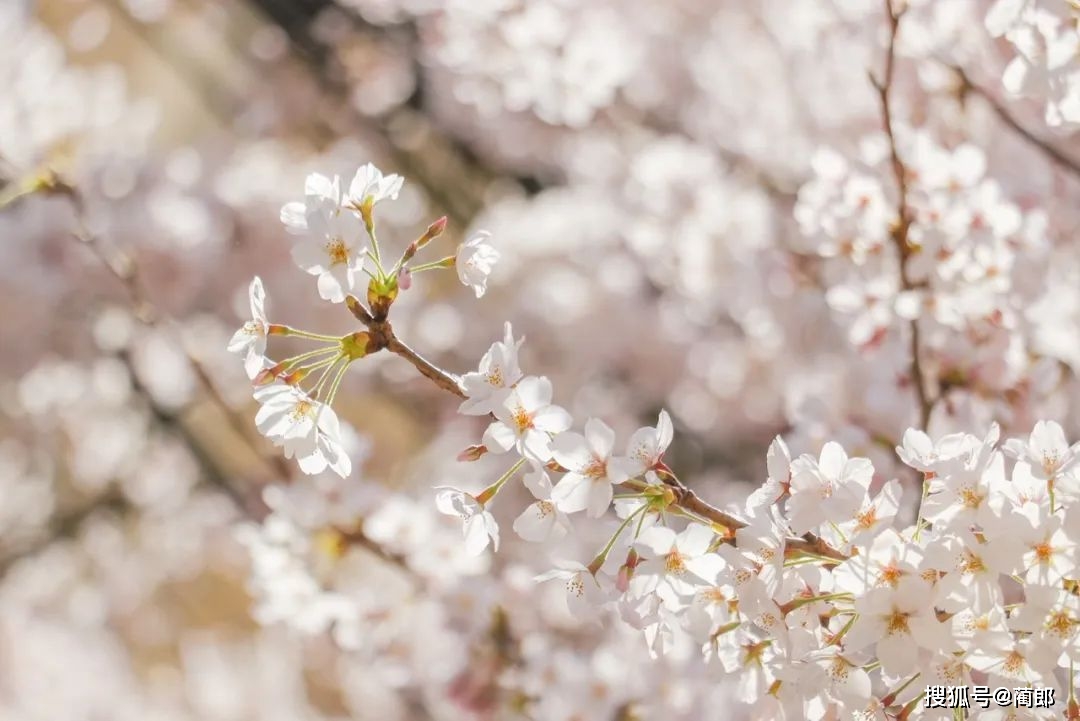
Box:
240 0 521 225
0 181 413 579
869 0 934 432
952 66 1080 180
0 488 129 579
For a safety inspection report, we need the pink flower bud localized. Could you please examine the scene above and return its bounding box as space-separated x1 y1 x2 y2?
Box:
397 267 413 291
457 444 488 462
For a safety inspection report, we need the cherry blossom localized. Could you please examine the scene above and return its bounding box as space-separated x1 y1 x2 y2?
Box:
280 173 367 303
549 418 632 518
512 468 571 542
845 576 943 677
253 384 352 478
455 230 500 298
227 275 270 379
345 162 404 211
786 442 873 535
459 322 523 416
482 376 572 462
623 409 673 477
434 487 500 556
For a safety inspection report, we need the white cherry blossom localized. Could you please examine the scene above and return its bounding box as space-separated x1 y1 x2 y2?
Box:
512 469 571 542
632 523 722 608
345 162 404 210
482 375 572 462
459 322 523 416
786 442 873 535
622 409 674 477
845 576 943 677
227 275 270 379
549 418 632 518
434 487 499 556
253 384 352 478
455 230 499 298
534 561 605 613
280 172 367 303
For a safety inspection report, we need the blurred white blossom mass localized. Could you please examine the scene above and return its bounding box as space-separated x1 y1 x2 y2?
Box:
2 0 1080 719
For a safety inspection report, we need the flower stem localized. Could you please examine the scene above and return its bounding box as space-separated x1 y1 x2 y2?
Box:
476 458 528 506
589 505 647 574
409 256 455 274
276 327 342 342
882 672 921 706
310 356 344 399
281 345 341 370
325 358 353 406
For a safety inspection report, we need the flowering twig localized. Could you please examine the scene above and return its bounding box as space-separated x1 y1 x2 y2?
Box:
6 175 420 581
342 297 848 563
952 65 1080 180
344 294 467 397
869 0 934 431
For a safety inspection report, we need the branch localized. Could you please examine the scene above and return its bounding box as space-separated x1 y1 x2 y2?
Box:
387 336 466 398
0 489 129 580
869 0 933 431
952 66 1080 180
344 295 850 564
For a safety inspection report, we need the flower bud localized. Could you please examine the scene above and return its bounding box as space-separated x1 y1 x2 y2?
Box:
457 444 488 462
283 367 310 386
397 267 412 291
544 459 568 474
253 360 288 385
421 215 448 246
616 548 640 593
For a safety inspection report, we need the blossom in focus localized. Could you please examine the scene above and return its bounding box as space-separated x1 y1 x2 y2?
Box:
253 384 352 478
455 230 499 298
435 487 499 556
280 173 367 303
346 162 404 211
622 409 673 477
550 418 632 518
1003 419 1080 483
227 276 270 379
845 576 943 677
534 560 605 613
632 523 722 607
785 442 873 535
746 435 792 509
459 322 523 416
482 376 572 462
512 469 571 542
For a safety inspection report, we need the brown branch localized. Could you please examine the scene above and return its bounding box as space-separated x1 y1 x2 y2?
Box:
343 294 850 563
0 488 129 579
953 66 1080 180
345 293 467 398
42 178 295 480
869 0 933 431
386 336 466 398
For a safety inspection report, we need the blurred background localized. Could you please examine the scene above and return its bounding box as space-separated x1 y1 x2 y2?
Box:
1 0 1078 719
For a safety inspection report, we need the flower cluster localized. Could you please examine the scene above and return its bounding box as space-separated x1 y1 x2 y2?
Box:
987 0 1080 129
445 336 1080 718
227 163 499 478
229 152 1080 717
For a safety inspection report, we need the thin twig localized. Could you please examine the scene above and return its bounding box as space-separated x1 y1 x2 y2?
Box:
49 179 295 480
0 489 129 579
343 296 850 562
953 66 1080 180
386 336 466 398
869 0 933 431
